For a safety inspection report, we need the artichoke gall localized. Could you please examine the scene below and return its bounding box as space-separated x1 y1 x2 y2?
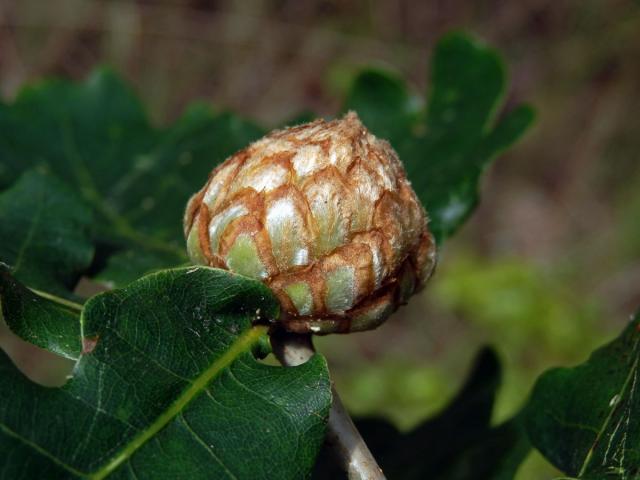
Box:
184 112 436 333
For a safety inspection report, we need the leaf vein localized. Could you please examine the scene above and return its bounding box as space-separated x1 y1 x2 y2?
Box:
0 423 87 477
178 412 238 480
87 326 266 479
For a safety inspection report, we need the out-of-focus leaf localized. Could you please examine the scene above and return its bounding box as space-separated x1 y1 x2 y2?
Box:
344 69 418 144
0 267 331 479
93 249 187 288
0 264 82 360
313 348 530 480
344 32 535 242
0 70 264 285
440 416 530 480
0 170 94 297
525 311 640 479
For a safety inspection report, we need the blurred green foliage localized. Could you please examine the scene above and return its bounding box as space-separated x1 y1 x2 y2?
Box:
432 253 606 420
337 361 450 430
329 253 607 430
619 174 640 260
324 252 612 478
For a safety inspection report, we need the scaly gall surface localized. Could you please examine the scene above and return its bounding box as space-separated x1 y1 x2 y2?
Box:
184 112 436 333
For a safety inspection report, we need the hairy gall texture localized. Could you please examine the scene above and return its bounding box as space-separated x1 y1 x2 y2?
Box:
184 112 436 333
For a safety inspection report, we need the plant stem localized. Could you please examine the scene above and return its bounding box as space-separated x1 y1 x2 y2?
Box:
271 330 386 480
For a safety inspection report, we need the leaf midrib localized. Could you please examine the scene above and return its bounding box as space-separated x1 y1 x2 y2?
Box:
30 288 84 312
577 335 640 477
90 325 266 479
11 188 44 275
1 325 267 479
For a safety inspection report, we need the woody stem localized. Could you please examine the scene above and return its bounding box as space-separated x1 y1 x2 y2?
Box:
271 329 386 480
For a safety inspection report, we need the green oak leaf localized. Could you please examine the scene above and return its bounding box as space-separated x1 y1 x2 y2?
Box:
344 31 535 242
0 170 94 298
525 311 640 479
0 267 331 479
0 264 82 360
0 70 264 285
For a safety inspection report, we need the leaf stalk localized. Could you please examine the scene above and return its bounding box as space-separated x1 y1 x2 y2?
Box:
271 330 386 480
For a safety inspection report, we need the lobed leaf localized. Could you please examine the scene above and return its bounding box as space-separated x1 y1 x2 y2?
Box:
0 170 94 298
0 70 264 286
344 32 535 242
0 267 331 479
525 311 640 479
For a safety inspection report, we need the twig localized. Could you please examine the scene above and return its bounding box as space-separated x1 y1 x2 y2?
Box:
271 329 386 480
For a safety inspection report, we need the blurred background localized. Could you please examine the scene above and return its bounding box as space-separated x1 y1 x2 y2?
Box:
1 0 640 477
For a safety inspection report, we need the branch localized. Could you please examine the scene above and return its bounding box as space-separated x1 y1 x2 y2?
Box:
271 329 386 480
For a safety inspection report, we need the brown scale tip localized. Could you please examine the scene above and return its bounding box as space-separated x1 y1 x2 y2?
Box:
184 112 437 334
